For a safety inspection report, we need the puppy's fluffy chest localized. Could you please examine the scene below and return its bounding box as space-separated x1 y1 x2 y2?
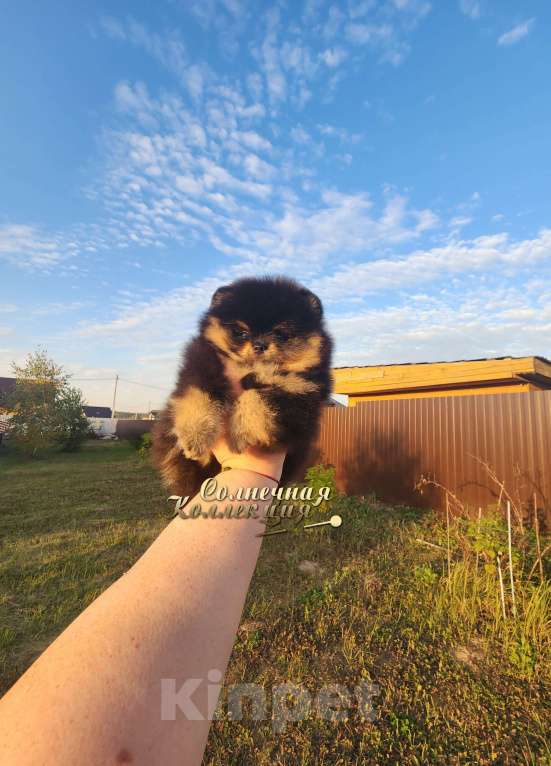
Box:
222 356 278 385
219 353 318 396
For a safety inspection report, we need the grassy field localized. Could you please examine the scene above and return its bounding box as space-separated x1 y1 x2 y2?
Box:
1 441 550 765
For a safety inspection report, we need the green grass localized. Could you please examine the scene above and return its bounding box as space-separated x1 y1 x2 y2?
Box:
0 440 168 689
1 441 550 765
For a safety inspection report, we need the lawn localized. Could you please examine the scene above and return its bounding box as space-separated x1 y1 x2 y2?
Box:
0 440 550 765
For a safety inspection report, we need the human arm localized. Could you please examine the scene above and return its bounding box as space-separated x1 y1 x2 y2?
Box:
0 443 285 766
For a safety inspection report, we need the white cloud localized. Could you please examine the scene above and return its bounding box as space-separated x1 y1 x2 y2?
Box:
322 6 345 39
199 157 272 199
316 228 551 301
246 73 264 101
175 174 204 195
449 215 473 229
344 20 412 66
320 47 347 67
0 225 75 270
114 81 153 115
280 42 317 79
290 125 311 144
183 63 208 100
220 0 246 19
346 22 393 45
31 301 92 316
99 16 126 39
348 1 377 19
243 153 276 181
100 17 188 80
254 8 287 104
232 130 272 152
329 282 551 367
498 18 535 47
459 0 481 20
65 227 551 380
337 153 353 165
317 123 364 143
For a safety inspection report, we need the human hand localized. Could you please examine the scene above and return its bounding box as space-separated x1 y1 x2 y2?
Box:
211 431 285 483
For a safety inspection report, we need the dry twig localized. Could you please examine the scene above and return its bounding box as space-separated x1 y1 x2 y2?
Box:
533 492 544 585
506 501 517 618
468 454 524 533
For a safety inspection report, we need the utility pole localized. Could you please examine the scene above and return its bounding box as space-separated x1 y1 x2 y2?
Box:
112 374 118 419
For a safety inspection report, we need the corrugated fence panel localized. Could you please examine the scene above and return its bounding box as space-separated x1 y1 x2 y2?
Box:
318 391 551 523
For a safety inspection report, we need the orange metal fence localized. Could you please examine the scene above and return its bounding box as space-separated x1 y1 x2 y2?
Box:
316 390 551 523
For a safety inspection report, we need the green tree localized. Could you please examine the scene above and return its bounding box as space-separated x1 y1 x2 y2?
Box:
7 349 89 456
55 386 90 452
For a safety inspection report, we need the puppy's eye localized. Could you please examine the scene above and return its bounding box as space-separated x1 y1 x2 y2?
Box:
274 329 289 342
231 326 249 341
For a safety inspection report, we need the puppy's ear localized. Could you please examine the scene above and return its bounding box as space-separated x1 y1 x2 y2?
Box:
210 285 232 308
300 288 323 318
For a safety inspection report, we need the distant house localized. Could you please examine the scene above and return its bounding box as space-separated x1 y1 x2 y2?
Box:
333 356 551 406
83 405 112 418
0 377 16 413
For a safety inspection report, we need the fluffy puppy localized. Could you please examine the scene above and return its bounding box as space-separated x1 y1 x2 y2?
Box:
152 275 333 497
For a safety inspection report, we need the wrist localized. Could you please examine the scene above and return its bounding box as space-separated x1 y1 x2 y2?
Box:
218 451 285 482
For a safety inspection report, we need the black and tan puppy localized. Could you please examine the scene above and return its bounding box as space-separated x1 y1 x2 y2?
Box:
152 276 333 496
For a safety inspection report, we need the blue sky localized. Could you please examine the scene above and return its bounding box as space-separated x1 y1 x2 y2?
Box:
1 0 550 411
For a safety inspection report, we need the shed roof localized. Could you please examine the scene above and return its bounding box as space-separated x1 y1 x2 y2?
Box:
333 355 551 396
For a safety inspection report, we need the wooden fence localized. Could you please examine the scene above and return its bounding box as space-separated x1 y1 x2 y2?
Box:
316 390 551 524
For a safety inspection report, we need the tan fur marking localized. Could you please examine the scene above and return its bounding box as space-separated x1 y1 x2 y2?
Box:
276 374 318 394
223 358 319 394
252 364 318 393
238 340 255 360
259 342 279 362
170 387 224 462
224 357 252 382
230 389 275 450
252 363 279 385
281 334 322 372
203 317 238 359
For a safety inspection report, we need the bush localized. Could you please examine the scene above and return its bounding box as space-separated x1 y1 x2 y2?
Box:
56 387 90 452
304 463 338 516
7 349 89 456
137 432 153 459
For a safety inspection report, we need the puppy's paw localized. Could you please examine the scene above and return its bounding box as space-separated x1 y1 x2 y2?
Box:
180 439 212 466
229 389 276 452
170 387 224 464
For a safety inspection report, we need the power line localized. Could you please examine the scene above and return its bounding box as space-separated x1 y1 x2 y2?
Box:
118 377 171 392
70 376 171 392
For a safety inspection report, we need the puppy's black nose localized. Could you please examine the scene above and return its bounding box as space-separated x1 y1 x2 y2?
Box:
253 340 267 353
